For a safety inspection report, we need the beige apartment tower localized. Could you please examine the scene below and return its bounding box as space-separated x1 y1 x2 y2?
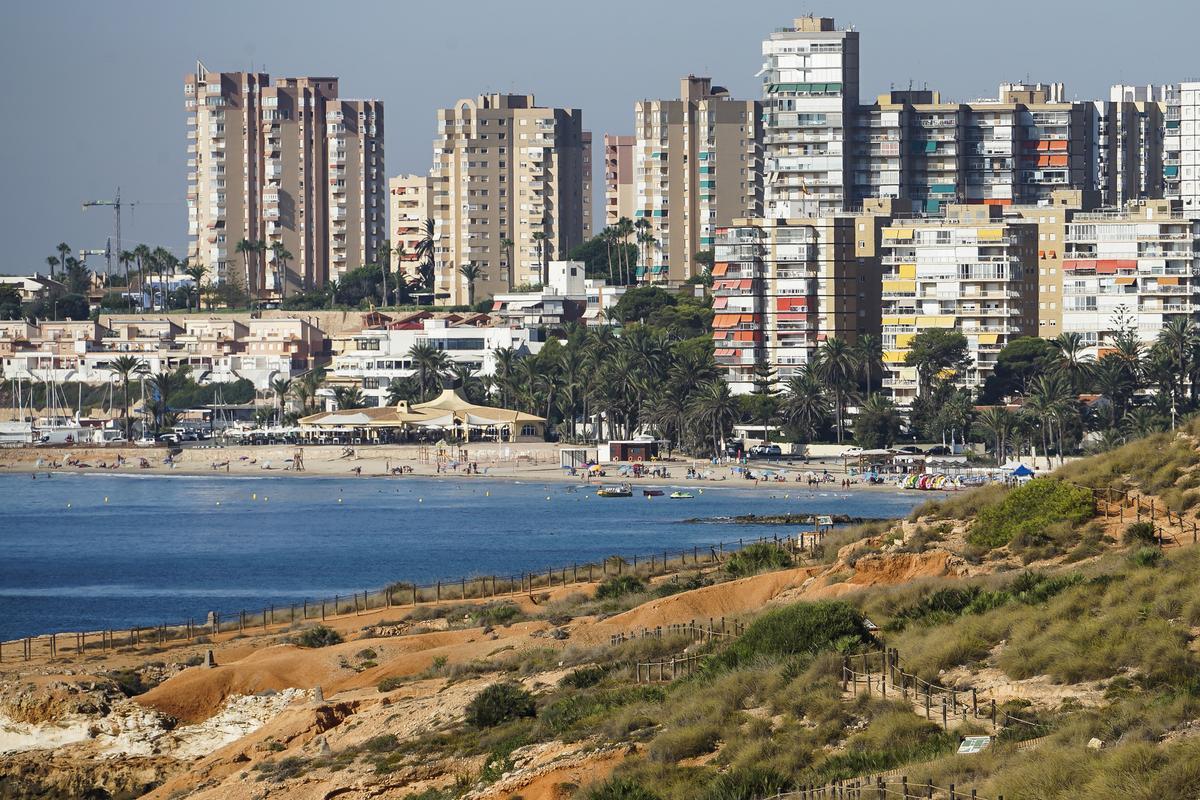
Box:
604 134 636 228
634 76 762 283
431 93 587 306
185 63 384 300
389 174 434 282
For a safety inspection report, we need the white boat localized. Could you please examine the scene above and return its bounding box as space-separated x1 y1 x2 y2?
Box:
669 491 694 499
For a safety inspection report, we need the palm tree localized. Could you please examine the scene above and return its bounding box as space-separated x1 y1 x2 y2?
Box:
1026 373 1073 468
783 368 830 443
531 231 548 286
375 242 392 306
616 217 635 284
492 346 519 407
854 334 884 398
458 264 483 307
500 237 515 288
107 355 145 440
293 368 326 414
634 217 652 280
974 406 1015 466
56 243 70 282
815 337 859 444
1049 332 1093 393
1157 318 1197 409
184 264 207 312
133 244 151 308
236 239 256 304
270 377 293 425
415 218 436 290
331 386 366 410
118 250 136 310
271 243 293 299
688 379 738 458
600 227 616 283
408 341 449 401
1092 355 1135 428
385 377 420 405
45 256 59 282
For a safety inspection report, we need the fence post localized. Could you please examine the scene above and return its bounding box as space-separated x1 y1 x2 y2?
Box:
925 688 931 719
901 777 908 800
972 688 978 717
991 699 997 730
942 698 948 728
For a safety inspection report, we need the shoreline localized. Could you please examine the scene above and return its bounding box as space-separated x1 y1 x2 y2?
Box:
0 443 925 494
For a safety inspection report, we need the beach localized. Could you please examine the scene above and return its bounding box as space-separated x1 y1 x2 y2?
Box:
0 441 892 492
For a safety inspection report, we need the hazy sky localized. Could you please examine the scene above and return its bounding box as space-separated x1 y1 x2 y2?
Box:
2 0 1196 273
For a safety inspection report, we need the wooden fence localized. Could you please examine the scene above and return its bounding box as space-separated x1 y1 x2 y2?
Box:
766 777 1000 799
842 650 1045 737
626 618 747 683
0 534 793 664
1067 481 1199 548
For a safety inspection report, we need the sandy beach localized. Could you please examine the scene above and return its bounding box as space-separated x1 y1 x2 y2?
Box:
0 441 891 492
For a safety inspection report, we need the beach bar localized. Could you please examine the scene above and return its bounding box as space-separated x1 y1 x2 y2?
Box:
297 382 546 444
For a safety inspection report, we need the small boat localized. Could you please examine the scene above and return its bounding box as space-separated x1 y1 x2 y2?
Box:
643 489 664 497
597 484 633 498
669 491 694 499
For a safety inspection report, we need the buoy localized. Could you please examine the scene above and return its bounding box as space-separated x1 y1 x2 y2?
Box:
66 503 71 508
418 498 423 503
485 491 490 497
104 497 108 503
216 501 221 506
252 493 257 500
263 497 268 502
546 496 551 501
338 498 343 503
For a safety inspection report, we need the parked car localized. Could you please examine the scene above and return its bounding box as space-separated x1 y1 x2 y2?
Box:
926 445 951 456
157 433 180 444
748 444 783 460
841 446 864 457
725 440 745 458
896 446 922 454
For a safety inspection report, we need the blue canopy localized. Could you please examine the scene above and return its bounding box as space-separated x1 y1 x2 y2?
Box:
1011 464 1034 477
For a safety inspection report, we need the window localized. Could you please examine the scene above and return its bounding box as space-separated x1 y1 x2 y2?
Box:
521 424 536 437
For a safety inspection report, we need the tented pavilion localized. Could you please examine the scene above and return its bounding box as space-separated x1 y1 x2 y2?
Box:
298 384 546 444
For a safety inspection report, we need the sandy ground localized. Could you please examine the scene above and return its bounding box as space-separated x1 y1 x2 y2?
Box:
0 442 899 493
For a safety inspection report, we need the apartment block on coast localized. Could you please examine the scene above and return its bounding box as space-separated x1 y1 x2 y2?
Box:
631 76 763 283
185 63 384 299
430 94 587 306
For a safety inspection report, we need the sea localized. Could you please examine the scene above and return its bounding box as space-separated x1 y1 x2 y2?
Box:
0 473 932 641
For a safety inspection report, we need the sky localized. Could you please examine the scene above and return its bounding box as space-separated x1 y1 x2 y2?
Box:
2 0 1197 274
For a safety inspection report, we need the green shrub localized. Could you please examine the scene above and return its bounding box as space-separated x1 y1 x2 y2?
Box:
716 601 875 669
466 681 537 728
967 479 1095 550
474 602 520 627
1130 547 1163 568
584 777 663 800
595 575 646 600
377 676 405 692
700 766 792 800
560 664 610 689
1123 521 1158 547
539 686 665 737
647 722 720 762
293 625 343 648
724 542 794 578
363 734 399 753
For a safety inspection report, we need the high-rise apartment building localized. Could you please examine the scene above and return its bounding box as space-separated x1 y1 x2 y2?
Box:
582 131 594 240
1096 85 1167 207
604 135 636 228
712 205 892 392
1062 200 1200 356
1164 82 1200 214
185 67 268 290
431 93 587 306
878 206 1039 406
388 174 434 282
760 16 859 218
185 64 384 298
633 76 762 283
853 84 1096 214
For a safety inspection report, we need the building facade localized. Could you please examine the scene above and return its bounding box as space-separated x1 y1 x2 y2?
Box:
431 93 587 305
185 63 384 299
760 16 860 218
1164 82 1200 215
603 134 636 229
1062 200 1200 356
878 206 1039 405
389 174 434 283
633 76 763 283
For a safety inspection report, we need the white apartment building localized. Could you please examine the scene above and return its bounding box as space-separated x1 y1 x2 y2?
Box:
328 318 541 406
1062 200 1200 355
491 261 627 329
389 174 434 283
1164 82 1200 215
878 207 1039 406
760 16 859 218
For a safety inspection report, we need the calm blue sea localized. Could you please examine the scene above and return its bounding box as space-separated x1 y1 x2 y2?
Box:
0 474 929 640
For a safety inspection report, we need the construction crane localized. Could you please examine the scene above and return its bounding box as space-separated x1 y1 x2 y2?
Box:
82 188 129 276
